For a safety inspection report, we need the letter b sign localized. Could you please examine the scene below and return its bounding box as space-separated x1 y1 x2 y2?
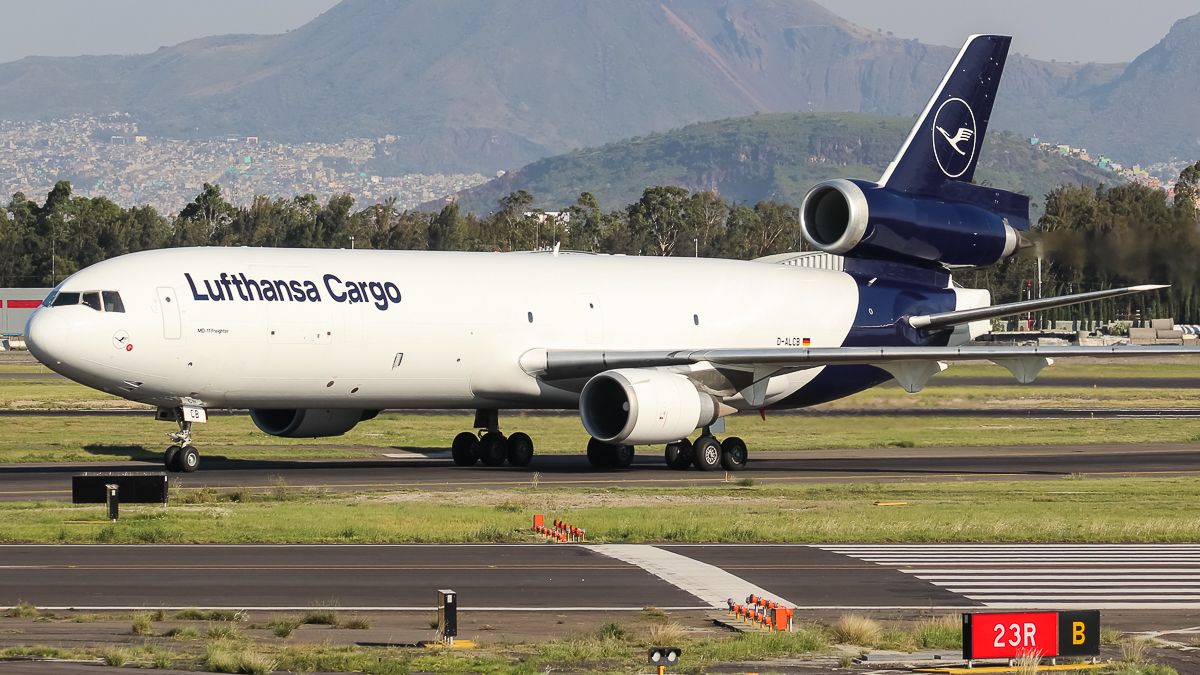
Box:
1059 611 1100 657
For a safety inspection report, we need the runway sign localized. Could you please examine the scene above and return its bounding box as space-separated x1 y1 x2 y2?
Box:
72 472 168 504
962 610 1100 660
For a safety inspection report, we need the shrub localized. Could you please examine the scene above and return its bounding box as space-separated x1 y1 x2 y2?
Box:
831 614 881 646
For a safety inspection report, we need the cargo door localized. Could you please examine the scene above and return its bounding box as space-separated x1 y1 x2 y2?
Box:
156 287 181 339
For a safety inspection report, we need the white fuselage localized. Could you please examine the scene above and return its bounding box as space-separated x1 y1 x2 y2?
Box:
27 247 861 411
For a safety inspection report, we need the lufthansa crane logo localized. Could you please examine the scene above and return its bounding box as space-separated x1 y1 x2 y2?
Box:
931 97 977 178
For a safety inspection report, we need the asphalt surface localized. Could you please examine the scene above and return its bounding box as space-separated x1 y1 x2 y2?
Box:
4 544 1200 612
2 442 1198 502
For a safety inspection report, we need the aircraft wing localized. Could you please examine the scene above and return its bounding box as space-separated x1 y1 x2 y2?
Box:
529 344 1200 404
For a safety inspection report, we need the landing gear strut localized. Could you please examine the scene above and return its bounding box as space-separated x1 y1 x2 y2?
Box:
163 412 200 473
450 409 536 468
664 428 747 471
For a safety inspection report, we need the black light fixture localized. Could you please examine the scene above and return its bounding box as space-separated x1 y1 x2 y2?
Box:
647 647 681 670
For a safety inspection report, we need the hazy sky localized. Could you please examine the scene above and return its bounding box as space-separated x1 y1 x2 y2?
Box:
0 0 1195 65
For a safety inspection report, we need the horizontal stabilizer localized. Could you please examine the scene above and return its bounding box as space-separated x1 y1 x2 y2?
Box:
907 284 1168 330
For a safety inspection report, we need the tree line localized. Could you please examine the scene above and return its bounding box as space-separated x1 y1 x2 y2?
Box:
2 164 1198 321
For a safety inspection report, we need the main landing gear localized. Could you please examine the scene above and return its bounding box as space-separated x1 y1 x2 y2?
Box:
163 415 200 473
585 438 635 470
664 428 747 471
450 409 535 468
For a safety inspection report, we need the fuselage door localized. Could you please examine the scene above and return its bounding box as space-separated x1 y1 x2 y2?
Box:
156 287 181 340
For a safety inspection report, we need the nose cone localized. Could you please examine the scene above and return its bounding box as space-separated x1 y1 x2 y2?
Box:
25 308 69 368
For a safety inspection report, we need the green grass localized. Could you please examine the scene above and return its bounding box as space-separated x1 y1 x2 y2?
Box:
174 609 244 622
2 356 1199 465
4 409 1200 467
4 476 1200 543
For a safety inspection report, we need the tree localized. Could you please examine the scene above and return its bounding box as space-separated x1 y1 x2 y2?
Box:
175 183 235 246
1176 161 1200 220
626 186 692 256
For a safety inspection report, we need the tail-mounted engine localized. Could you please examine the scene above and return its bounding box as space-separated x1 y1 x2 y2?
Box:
800 178 1028 268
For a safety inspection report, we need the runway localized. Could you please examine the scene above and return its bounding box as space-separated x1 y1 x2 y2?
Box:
4 544 1200 612
3 442 1200 502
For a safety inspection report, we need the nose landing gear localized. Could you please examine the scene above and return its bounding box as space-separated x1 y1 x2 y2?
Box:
159 409 201 473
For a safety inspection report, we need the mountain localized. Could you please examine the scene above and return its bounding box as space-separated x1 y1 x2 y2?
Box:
440 112 1115 215
0 0 1193 170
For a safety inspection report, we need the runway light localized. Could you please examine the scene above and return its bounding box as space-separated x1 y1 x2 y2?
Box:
647 647 681 669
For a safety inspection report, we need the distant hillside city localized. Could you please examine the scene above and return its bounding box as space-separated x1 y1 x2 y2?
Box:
0 114 489 215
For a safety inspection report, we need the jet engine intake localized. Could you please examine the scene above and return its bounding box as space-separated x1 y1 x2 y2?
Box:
579 368 719 445
800 178 1027 267
249 408 373 438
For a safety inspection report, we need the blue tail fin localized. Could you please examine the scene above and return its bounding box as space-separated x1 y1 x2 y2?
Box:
878 34 1011 196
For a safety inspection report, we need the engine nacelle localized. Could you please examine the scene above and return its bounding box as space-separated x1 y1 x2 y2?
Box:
579 369 719 445
800 178 1027 267
249 408 378 438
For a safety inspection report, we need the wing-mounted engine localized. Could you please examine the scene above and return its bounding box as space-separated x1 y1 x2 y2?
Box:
579 368 731 445
250 408 379 438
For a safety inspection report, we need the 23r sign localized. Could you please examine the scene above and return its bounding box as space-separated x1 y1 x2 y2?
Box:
963 611 1100 660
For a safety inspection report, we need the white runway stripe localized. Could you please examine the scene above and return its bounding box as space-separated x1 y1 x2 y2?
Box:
588 544 791 608
820 544 1200 609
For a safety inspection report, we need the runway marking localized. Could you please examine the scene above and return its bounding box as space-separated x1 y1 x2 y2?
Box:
588 544 792 608
822 544 1200 609
0 563 602 570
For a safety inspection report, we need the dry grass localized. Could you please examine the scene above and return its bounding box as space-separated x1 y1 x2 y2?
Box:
130 612 153 636
4 602 39 619
830 614 881 646
647 622 688 646
204 643 277 675
1013 651 1041 675
1121 637 1151 664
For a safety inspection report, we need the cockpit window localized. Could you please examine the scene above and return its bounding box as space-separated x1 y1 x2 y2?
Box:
81 292 102 311
51 292 80 307
102 291 125 313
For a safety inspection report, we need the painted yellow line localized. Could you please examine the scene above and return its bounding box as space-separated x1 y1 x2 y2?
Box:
916 664 1105 673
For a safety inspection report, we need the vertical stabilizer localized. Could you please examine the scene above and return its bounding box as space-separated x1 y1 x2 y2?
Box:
878 35 1012 195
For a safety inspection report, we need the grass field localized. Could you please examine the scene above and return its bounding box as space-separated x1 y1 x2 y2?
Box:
2 411 1200 464
0 355 1198 464
3 476 1199 544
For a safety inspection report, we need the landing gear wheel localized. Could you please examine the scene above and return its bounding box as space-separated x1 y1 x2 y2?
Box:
720 436 748 471
478 432 507 467
505 432 535 467
692 436 722 471
178 445 200 473
664 440 693 470
612 444 635 469
164 445 182 472
586 438 614 469
451 432 479 466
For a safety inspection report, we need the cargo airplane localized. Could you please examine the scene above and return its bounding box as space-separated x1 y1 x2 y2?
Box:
25 35 1197 473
